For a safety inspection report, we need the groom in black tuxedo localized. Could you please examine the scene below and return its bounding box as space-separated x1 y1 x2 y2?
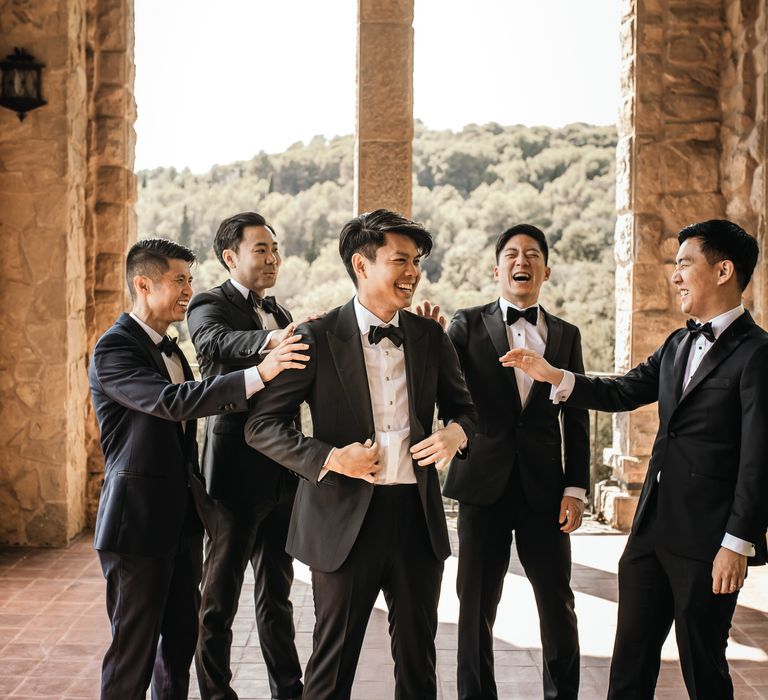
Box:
187 213 305 700
245 209 477 700
503 220 768 699
89 238 308 699
442 224 589 700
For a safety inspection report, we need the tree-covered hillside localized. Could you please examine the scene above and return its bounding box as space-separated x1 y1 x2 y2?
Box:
137 120 617 371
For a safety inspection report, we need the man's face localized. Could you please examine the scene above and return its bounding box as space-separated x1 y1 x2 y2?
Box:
225 225 281 294
143 258 194 326
494 234 550 307
355 233 422 315
672 237 727 319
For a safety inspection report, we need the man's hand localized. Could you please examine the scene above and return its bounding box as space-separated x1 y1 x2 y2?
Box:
415 300 446 330
266 314 324 349
712 547 747 595
326 439 381 483
410 423 466 471
500 348 565 385
258 335 310 382
559 496 585 533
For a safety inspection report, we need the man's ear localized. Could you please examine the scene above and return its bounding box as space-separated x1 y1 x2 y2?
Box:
717 260 735 286
493 265 500 282
133 274 151 297
544 265 551 282
222 248 237 271
351 252 367 281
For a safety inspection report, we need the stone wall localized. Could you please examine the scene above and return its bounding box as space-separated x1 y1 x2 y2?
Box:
355 0 413 217
0 0 135 545
721 0 767 326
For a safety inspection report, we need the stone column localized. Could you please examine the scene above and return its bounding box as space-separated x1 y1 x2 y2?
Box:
84 0 137 526
355 0 413 217
0 0 136 545
721 0 767 327
0 0 91 545
606 0 726 529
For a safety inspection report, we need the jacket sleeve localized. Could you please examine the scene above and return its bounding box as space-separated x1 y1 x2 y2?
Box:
244 323 333 482
91 331 247 421
566 333 676 412
437 326 478 450
727 342 768 544
561 327 590 490
187 292 273 368
446 309 469 373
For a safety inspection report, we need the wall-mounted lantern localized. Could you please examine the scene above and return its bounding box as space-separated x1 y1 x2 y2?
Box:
0 48 46 121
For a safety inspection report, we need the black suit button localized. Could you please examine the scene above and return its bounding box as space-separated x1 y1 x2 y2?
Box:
669 431 677 438
517 422 524 428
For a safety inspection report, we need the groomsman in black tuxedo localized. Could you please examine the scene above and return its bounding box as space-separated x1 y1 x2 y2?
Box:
187 212 306 700
441 224 589 700
503 219 768 699
89 238 308 699
244 209 477 700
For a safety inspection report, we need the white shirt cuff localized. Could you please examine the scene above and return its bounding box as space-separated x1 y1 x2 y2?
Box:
563 487 587 502
721 533 755 557
550 370 576 404
259 330 277 355
243 366 265 398
318 448 334 482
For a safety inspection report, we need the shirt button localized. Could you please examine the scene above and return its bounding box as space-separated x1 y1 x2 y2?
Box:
389 401 393 405
385 377 389 381
385 351 389 356
387 424 391 429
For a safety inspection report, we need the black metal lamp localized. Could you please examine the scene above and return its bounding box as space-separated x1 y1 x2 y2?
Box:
0 48 46 121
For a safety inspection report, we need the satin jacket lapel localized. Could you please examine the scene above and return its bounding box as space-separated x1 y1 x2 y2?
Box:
327 300 375 439
678 311 754 404
400 312 428 443
524 307 562 412
481 302 523 414
222 279 264 329
671 333 693 403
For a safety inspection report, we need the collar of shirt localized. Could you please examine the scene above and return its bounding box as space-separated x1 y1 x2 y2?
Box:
129 312 165 345
230 276 253 301
497 296 546 333
353 296 400 339
695 304 744 342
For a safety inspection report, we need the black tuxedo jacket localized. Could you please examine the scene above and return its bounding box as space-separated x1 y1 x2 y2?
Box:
443 302 589 510
89 313 248 557
566 311 768 564
187 279 297 506
244 299 478 573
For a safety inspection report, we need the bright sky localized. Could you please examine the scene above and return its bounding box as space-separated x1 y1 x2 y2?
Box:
134 0 622 172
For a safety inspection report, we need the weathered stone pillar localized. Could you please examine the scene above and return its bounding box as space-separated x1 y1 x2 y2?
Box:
721 0 767 327
0 0 135 545
355 0 413 217
607 0 726 529
84 0 137 526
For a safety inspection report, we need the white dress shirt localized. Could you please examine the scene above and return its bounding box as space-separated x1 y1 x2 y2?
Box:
129 312 264 399
551 304 753 555
354 297 415 485
498 298 586 503
229 277 280 343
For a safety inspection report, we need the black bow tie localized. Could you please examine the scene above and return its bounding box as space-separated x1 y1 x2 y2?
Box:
686 319 716 344
157 335 181 358
506 306 539 326
368 324 404 347
249 292 278 316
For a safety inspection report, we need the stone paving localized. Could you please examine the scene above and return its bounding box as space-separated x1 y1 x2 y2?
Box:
1 523 767 699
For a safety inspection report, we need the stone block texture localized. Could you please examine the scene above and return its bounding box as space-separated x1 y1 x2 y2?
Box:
0 0 135 545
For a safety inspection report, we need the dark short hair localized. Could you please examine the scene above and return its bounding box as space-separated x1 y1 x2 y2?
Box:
338 209 433 285
126 238 196 299
213 212 276 270
495 224 549 264
678 219 759 291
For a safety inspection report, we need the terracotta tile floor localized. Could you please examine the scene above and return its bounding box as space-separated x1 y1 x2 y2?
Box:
1 524 767 699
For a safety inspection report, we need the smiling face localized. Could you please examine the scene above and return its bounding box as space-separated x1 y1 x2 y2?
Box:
353 233 422 321
133 257 194 335
495 233 551 308
672 237 735 321
223 225 280 296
